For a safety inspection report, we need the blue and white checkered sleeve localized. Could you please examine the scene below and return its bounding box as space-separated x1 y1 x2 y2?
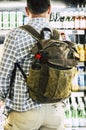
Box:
0 32 17 101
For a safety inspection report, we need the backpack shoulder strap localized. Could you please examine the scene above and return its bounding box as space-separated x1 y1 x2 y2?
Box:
20 25 41 41
20 25 43 50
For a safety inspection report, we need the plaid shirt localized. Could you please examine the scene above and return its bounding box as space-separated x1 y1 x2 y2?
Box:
0 18 52 116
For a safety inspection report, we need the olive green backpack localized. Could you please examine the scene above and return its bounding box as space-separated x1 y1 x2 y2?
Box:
14 25 79 103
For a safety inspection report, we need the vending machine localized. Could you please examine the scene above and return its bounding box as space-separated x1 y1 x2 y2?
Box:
0 0 86 130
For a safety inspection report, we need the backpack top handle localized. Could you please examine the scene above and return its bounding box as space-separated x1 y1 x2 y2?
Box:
40 27 52 39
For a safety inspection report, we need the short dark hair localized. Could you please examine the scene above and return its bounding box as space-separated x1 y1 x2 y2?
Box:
26 0 51 14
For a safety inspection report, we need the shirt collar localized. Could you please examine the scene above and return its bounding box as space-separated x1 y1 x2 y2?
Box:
28 17 49 23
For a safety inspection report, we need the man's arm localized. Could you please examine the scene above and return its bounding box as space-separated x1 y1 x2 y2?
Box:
0 31 17 102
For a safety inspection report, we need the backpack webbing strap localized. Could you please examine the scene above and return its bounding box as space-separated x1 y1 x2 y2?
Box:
16 63 26 79
8 63 17 99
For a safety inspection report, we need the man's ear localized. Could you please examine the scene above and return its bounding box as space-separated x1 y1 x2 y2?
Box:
47 6 51 14
25 7 29 16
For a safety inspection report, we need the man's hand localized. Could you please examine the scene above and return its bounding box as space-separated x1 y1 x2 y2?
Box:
0 101 4 108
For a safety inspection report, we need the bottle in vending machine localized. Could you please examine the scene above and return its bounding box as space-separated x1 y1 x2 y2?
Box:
78 97 86 127
0 11 3 30
72 68 79 92
69 11 75 29
65 99 72 128
2 11 10 30
77 66 85 90
71 97 79 127
79 11 85 29
74 11 80 29
16 11 23 27
23 16 29 25
9 11 17 29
